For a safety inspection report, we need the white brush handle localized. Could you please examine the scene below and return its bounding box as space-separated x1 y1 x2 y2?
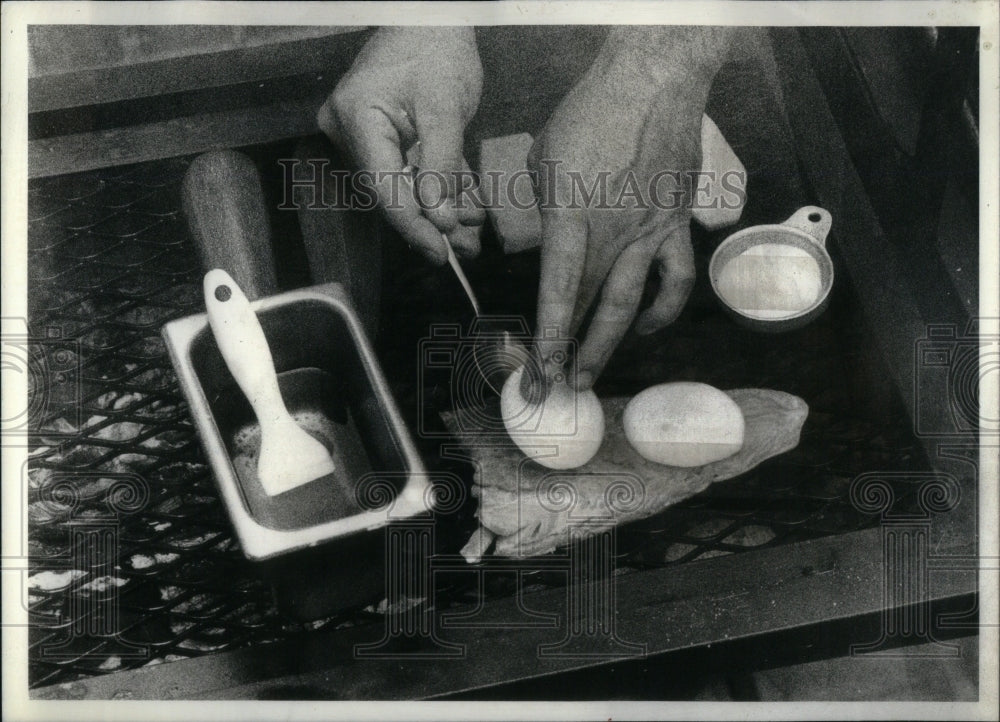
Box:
204 269 289 427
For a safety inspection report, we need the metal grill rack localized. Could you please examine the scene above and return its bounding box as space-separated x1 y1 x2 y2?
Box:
25 155 921 689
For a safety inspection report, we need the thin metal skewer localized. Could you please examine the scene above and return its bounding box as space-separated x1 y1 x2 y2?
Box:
402 145 482 317
442 232 481 316
401 150 523 393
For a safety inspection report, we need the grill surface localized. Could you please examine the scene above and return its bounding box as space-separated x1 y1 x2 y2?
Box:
25 153 923 689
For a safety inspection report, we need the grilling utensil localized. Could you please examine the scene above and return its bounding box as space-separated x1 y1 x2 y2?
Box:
437 229 533 396
402 142 531 395
204 268 336 496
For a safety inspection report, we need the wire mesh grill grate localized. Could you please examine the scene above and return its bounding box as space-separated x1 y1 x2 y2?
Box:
24 155 919 688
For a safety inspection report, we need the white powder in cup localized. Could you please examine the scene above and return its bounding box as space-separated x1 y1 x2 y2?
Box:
716 243 823 320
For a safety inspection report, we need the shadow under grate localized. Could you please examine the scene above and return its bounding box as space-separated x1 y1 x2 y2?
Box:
25 154 920 689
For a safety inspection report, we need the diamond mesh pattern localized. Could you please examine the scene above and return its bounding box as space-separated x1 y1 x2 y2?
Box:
25 155 919 688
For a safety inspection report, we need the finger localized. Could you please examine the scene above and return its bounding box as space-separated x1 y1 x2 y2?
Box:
446 157 484 258
414 110 467 235
445 223 482 259
346 108 449 264
574 238 659 390
566 210 645 338
634 220 696 334
456 157 487 229
317 96 342 140
528 208 588 397
457 202 486 227
564 167 651 336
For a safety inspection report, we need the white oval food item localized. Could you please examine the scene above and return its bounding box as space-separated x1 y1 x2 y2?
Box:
623 382 744 467
500 365 604 469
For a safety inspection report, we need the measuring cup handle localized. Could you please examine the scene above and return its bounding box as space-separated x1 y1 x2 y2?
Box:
783 206 832 247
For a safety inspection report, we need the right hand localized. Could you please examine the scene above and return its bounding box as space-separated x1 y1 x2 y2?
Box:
524 27 732 396
318 27 485 264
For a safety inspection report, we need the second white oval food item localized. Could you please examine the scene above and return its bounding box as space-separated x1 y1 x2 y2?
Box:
624 382 745 467
500 365 605 470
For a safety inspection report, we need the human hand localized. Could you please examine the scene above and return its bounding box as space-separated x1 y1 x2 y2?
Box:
318 27 485 264
526 27 732 395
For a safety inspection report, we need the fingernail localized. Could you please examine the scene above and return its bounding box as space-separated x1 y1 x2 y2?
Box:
574 369 594 391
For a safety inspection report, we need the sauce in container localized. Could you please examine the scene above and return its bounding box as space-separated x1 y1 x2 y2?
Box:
223 367 369 530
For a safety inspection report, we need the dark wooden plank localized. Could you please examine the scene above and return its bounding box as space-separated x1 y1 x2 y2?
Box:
769 29 940 425
751 634 978 701
29 71 337 140
841 27 937 156
28 26 360 76
794 27 976 329
27 26 604 176
29 28 369 113
30 525 978 700
28 95 326 178
467 26 607 145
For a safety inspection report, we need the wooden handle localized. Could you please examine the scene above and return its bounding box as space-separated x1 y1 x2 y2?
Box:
183 150 278 301
293 137 381 338
204 269 288 426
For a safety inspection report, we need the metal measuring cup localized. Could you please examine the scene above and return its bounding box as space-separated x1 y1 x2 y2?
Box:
709 206 834 333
